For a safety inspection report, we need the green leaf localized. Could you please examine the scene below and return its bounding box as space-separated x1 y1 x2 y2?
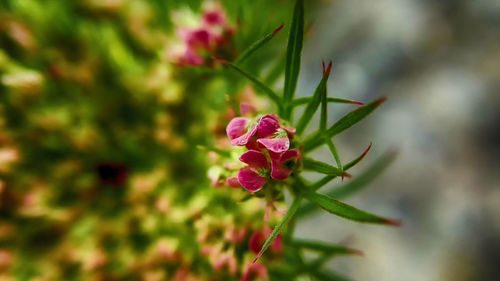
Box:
283 0 304 119
295 65 330 134
234 24 284 64
303 191 400 225
292 239 362 256
326 135 343 173
309 175 336 192
292 97 364 107
319 62 331 131
302 157 345 176
218 59 282 110
296 143 372 218
328 149 396 199
343 143 372 171
303 97 386 152
253 196 303 263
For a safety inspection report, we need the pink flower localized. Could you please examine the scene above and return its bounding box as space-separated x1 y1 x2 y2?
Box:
256 114 290 153
176 46 205 66
226 117 258 146
225 176 241 188
241 262 268 281
178 28 212 49
202 4 227 27
237 150 269 192
270 149 301 180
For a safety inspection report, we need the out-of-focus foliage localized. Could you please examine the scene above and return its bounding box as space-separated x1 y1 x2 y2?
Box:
0 1 295 280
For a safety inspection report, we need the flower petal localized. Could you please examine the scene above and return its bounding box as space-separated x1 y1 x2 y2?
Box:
242 262 268 281
240 103 256 116
271 150 300 180
238 167 267 192
257 114 281 138
270 233 283 253
283 125 296 134
257 136 289 153
248 230 265 255
239 150 269 169
226 177 241 188
226 117 257 146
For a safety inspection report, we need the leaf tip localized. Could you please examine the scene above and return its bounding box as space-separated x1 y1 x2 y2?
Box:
350 100 365 106
322 60 333 77
252 252 263 264
361 142 372 159
383 218 402 227
350 249 364 256
375 97 387 106
273 24 284 35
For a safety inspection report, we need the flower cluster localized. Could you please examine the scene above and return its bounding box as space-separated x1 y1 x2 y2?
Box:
226 114 301 192
169 3 235 67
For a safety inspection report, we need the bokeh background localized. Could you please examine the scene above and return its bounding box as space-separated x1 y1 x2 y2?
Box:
1 0 499 280
297 1 500 281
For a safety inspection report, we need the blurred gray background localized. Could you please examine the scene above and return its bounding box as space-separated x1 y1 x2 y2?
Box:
295 0 500 280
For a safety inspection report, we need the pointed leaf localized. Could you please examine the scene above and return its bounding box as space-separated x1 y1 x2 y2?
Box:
304 191 400 225
296 143 373 217
319 61 331 131
292 239 362 256
302 157 346 177
234 24 284 64
253 196 303 263
326 136 343 174
343 142 372 171
283 0 304 118
295 64 330 134
328 149 396 199
303 98 386 152
217 58 282 108
292 97 364 107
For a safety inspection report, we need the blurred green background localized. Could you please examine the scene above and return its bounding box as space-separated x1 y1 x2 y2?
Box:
1 0 499 281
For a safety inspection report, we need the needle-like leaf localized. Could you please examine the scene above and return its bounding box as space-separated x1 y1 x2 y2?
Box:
302 157 347 177
291 239 363 256
304 191 400 225
296 143 373 217
283 0 304 119
216 58 282 110
295 61 331 134
253 196 303 263
292 97 364 107
328 149 397 199
234 24 284 64
303 98 386 152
